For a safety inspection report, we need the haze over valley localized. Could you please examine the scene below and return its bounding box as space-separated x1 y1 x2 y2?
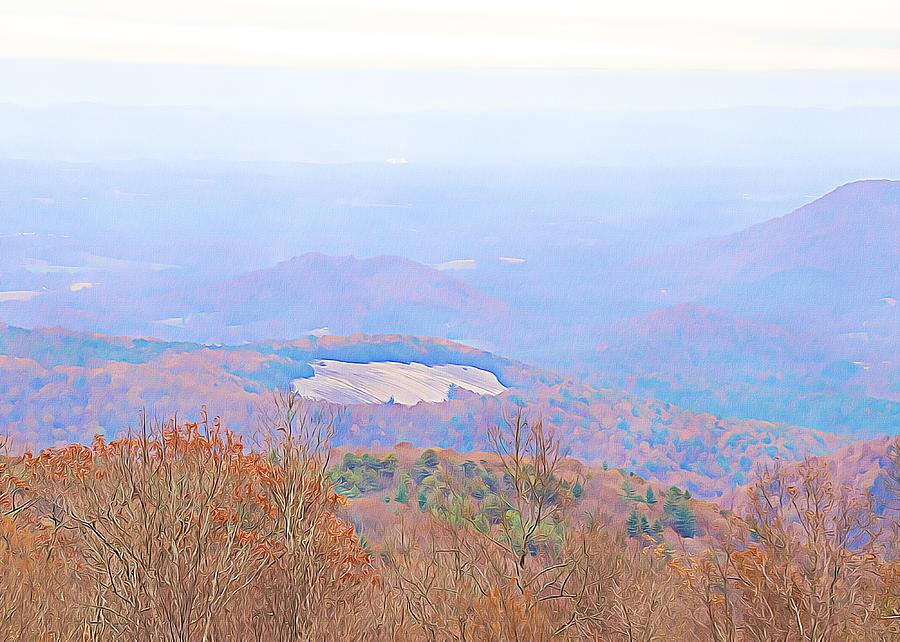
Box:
1 172 895 439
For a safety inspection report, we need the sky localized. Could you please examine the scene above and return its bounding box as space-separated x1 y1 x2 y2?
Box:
2 1 899 71
0 2 898 168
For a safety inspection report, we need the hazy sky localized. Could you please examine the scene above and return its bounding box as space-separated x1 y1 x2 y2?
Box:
2 1 899 70
1 1 898 166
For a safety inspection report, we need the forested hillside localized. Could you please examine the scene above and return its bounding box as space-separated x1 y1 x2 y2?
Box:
1 396 896 641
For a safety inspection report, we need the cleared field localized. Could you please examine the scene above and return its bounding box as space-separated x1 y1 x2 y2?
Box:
292 359 506 405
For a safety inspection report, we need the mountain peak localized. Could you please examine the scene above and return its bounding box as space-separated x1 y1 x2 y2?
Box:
204 252 505 342
644 179 899 291
795 179 900 221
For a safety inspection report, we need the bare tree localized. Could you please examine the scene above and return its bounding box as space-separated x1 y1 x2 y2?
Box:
486 408 572 594
688 459 898 642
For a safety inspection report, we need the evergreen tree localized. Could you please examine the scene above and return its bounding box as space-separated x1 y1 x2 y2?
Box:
639 515 650 535
664 487 681 517
626 508 640 538
650 519 665 540
395 480 409 505
645 487 657 505
572 479 584 499
417 488 429 511
481 493 504 524
621 479 636 500
673 502 697 538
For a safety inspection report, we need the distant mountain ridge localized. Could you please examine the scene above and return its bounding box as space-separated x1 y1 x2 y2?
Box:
0 250 508 347
177 252 506 344
210 252 503 323
589 181 900 435
590 301 899 436
598 303 823 366
644 179 899 293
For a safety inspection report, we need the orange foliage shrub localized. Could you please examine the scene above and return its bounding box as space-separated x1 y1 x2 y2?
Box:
1 396 377 641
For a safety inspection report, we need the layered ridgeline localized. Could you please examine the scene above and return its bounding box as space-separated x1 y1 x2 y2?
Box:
0 325 841 500
0 181 896 437
590 180 899 436
0 249 507 348
640 179 899 296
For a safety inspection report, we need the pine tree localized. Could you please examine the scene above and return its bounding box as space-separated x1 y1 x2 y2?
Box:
664 487 681 517
673 502 697 538
639 515 650 535
395 480 409 505
572 479 584 499
626 508 640 538
650 519 665 540
645 487 657 505
417 488 429 511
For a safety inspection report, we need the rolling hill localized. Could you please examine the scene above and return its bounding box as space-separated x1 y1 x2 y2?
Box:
0 250 508 347
0 324 844 501
0 181 896 447
733 434 899 534
635 180 898 359
196 252 506 342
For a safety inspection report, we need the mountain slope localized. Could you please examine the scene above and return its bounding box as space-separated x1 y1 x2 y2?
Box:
646 179 899 292
0 251 508 346
0 324 844 500
595 182 900 434
596 303 825 372
194 252 507 342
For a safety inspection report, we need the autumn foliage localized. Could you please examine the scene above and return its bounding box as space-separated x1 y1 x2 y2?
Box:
0 394 375 641
1 401 897 641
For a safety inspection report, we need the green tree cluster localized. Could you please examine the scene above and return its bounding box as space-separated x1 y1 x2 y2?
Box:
663 486 696 537
330 452 397 498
